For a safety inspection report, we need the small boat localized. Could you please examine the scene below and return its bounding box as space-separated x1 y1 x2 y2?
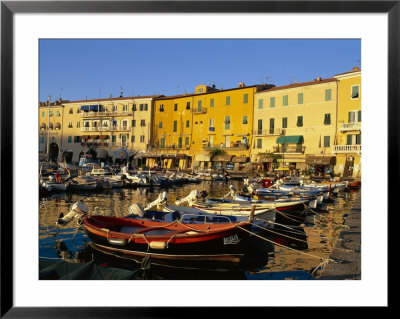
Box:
40 175 67 192
66 176 98 191
57 200 257 269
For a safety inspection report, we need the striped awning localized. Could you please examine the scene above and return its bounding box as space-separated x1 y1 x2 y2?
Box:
99 135 109 139
81 135 89 139
89 135 99 139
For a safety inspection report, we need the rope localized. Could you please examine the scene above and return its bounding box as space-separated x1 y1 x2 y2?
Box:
275 210 305 223
237 225 335 263
251 223 309 244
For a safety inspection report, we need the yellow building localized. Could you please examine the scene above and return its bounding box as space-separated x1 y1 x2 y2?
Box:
152 83 272 172
39 95 160 165
253 77 338 174
150 94 196 170
333 67 361 178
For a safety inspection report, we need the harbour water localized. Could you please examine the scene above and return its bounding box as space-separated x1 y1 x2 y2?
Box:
39 180 360 280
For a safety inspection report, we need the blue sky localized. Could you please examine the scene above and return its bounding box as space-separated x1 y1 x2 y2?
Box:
39 39 360 102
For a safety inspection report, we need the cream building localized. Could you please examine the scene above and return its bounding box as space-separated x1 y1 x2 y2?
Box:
39 95 161 164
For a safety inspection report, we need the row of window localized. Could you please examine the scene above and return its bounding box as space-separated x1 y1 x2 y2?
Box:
158 137 190 148
257 113 332 130
52 135 148 144
41 110 61 117
65 104 149 115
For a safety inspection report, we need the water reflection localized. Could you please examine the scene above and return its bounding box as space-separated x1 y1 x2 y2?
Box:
39 181 360 279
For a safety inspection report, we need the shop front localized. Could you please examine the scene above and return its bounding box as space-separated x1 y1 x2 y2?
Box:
305 155 336 177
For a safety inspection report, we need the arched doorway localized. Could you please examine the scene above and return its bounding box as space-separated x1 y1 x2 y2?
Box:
61 150 73 163
49 143 59 162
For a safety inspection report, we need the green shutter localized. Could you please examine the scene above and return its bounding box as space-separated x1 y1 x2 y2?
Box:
258 99 263 109
298 93 303 104
356 134 361 144
243 94 248 103
282 117 287 128
325 89 331 101
347 134 352 145
323 136 330 147
348 112 351 123
358 110 361 122
283 95 288 106
270 97 275 108
257 139 262 149
210 98 214 107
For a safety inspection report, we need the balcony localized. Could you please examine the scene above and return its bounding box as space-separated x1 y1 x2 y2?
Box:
339 122 361 132
192 107 207 115
203 143 249 150
253 128 286 136
273 145 306 154
81 126 130 132
333 145 361 154
81 111 131 117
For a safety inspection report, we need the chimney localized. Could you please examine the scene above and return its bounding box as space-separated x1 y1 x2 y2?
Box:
317 77 322 81
238 82 245 88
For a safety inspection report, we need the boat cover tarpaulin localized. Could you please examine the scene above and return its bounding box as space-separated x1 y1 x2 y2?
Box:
276 135 304 144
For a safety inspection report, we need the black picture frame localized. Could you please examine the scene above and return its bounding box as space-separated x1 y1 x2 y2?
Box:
1 0 395 317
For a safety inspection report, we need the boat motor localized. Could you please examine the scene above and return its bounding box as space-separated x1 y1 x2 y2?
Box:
128 203 146 217
144 191 168 210
56 201 89 226
223 185 237 198
174 190 201 205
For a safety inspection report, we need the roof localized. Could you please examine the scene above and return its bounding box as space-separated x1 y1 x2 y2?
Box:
60 95 163 105
334 66 361 77
257 78 337 94
154 84 273 101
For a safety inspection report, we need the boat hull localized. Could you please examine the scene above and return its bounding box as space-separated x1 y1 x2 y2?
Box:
83 216 253 269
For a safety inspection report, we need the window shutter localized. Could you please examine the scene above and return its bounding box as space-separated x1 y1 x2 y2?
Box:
356 134 361 144
347 134 352 145
348 112 352 123
358 110 361 122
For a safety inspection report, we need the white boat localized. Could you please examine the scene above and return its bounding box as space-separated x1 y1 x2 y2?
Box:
66 176 98 191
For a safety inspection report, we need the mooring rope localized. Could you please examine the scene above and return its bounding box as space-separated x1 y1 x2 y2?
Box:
237 225 336 264
251 223 309 244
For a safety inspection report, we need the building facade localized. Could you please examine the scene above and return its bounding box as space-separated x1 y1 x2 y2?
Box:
39 95 160 164
151 83 273 172
333 67 361 178
253 78 338 174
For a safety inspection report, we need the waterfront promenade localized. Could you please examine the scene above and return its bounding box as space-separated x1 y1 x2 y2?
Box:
317 190 361 279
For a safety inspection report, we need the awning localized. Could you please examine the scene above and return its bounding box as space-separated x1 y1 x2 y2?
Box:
259 156 274 163
276 135 304 144
305 156 336 165
81 135 89 139
89 135 99 139
89 105 98 111
80 105 89 111
194 154 211 162
175 154 187 159
143 153 161 158
133 150 146 159
96 148 108 159
99 135 109 139
232 156 249 163
213 155 234 162
161 154 176 158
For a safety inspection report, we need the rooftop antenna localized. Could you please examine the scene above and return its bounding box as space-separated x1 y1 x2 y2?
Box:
120 86 123 97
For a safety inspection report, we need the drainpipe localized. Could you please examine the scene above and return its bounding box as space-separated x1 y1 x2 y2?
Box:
47 95 51 161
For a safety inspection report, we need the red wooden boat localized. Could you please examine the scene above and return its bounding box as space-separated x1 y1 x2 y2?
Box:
83 215 254 269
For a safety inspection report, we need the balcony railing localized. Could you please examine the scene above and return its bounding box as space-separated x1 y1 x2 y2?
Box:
192 107 207 115
333 145 361 154
273 145 306 154
253 128 286 136
81 111 131 117
339 122 361 132
81 126 130 132
203 143 249 150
